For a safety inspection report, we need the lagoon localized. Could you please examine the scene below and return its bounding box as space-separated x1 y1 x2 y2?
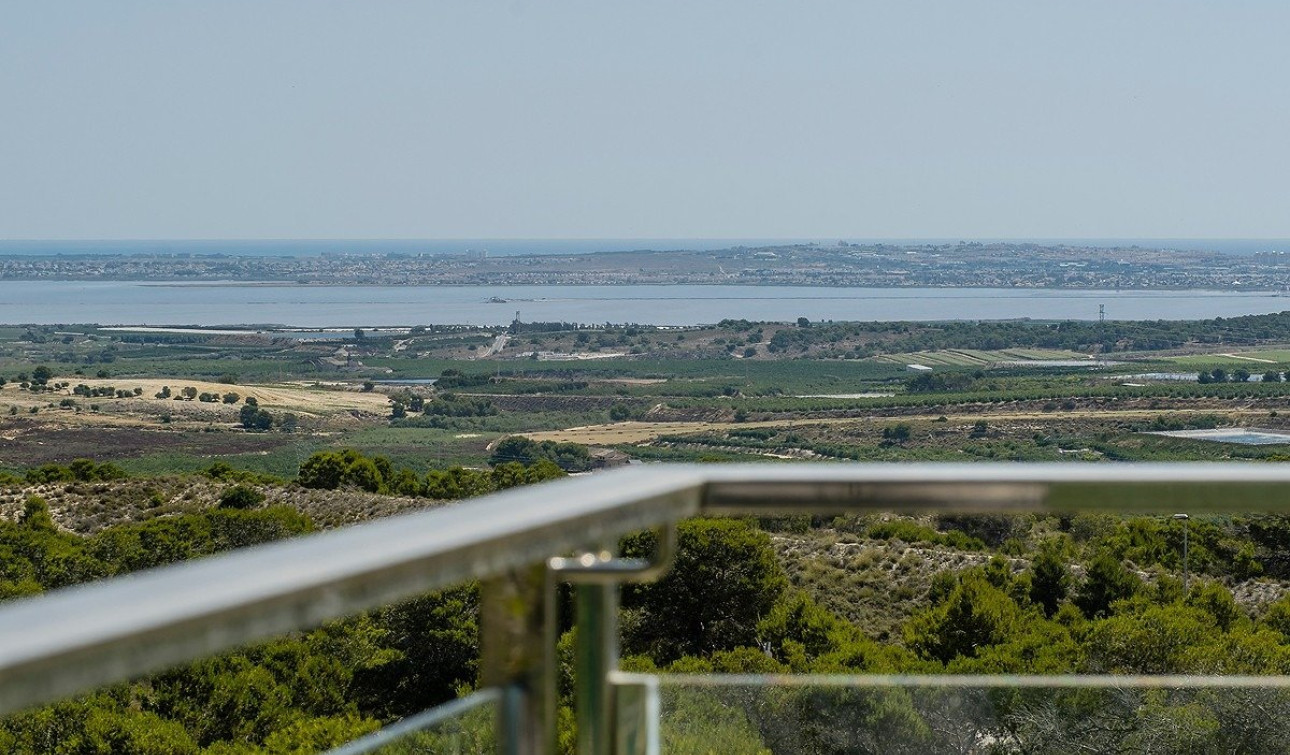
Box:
1146 429 1290 446
2 282 1288 327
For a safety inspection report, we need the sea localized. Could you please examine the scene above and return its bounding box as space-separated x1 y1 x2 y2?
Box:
2 282 1288 328
2 238 1290 257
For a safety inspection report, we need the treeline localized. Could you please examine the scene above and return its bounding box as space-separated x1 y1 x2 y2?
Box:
759 310 1290 354
487 435 593 471
509 320 581 334
1198 367 1285 384
297 448 566 498
1 458 127 486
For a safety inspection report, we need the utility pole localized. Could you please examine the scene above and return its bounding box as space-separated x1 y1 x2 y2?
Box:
1173 513 1190 593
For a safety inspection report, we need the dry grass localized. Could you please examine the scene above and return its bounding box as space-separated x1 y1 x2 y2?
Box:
61 379 392 415
0 379 393 437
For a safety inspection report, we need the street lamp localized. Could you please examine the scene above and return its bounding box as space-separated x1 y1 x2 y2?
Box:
1173 514 1190 593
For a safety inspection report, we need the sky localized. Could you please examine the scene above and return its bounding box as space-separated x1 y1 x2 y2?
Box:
1 1 1288 240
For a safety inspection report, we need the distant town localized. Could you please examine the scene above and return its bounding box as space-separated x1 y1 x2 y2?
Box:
3 241 1290 290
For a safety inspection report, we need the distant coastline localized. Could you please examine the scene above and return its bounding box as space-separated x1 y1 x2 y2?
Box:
3 237 1290 257
3 241 1289 291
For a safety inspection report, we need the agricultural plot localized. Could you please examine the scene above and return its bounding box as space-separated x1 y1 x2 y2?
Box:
1166 349 1290 368
871 348 1090 367
1223 349 1290 363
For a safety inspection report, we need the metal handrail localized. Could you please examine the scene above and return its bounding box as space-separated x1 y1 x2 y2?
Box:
0 465 703 715
1 462 1290 739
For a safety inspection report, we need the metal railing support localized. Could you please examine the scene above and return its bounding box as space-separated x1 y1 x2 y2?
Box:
481 565 556 755
574 582 617 755
613 674 660 755
552 527 677 755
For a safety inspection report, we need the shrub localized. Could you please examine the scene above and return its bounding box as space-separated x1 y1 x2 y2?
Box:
218 485 266 509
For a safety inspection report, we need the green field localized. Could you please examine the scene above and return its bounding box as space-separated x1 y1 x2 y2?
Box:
1167 351 1290 368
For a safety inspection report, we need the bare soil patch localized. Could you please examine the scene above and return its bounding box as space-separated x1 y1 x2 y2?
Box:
0 419 290 466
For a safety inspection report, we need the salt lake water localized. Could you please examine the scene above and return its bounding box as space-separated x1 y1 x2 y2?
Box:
1146 429 1290 446
1 281 1288 327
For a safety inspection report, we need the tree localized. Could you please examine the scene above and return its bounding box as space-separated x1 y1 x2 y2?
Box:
297 453 346 491
222 392 240 404
882 424 911 444
30 366 52 386
19 495 57 533
905 572 1023 664
67 458 124 482
1074 552 1141 619
621 519 788 662
756 590 845 663
1264 370 1284 383
240 405 274 431
906 372 973 393
1028 543 1071 617
356 589 480 719
1084 604 1214 673
297 450 384 493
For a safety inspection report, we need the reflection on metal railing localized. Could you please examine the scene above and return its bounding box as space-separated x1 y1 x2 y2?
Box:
326 688 499 755
614 673 1290 755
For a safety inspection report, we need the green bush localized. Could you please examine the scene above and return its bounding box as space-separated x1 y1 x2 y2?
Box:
218 485 266 509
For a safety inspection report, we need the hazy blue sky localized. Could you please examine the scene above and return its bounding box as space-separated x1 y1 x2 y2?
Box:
2 2 1288 240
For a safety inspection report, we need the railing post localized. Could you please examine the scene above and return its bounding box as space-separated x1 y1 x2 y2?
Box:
481 565 555 755
575 582 617 755
554 529 674 755
613 675 659 755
